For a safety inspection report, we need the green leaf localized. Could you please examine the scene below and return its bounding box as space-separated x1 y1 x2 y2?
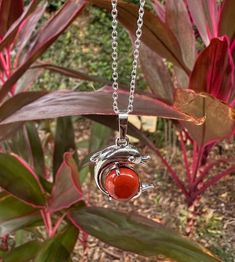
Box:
0 193 41 236
58 225 79 251
69 207 220 262
0 250 6 258
2 240 42 262
79 166 89 184
89 122 112 155
53 117 78 178
15 230 26 246
0 153 45 207
25 122 45 178
88 121 112 176
34 225 78 262
35 242 69 262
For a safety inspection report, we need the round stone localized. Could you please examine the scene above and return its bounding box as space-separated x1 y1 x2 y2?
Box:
104 167 140 201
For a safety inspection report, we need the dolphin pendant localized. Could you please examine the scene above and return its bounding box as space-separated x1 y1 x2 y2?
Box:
90 113 153 201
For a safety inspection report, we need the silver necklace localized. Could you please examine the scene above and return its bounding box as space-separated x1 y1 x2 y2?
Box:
90 0 153 201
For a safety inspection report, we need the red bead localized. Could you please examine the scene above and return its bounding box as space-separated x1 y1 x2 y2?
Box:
104 167 140 201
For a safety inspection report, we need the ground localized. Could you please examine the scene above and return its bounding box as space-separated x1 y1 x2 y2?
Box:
74 131 235 262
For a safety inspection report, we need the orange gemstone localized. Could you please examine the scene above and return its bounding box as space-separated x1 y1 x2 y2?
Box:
104 167 140 201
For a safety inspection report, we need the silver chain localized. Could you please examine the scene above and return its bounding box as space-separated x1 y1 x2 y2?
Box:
111 0 145 114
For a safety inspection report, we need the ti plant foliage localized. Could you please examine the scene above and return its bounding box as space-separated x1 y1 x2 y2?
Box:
0 0 233 261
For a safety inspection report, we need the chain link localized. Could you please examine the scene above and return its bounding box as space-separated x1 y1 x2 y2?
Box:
111 0 145 114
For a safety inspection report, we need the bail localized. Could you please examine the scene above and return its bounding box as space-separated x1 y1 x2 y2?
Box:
116 111 129 146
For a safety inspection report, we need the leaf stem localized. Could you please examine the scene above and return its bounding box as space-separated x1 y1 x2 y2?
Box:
230 98 235 107
40 209 49 233
67 213 88 250
141 134 189 198
5 49 10 73
0 74 5 84
192 143 204 182
0 53 8 73
40 209 53 238
0 235 9 251
178 130 191 184
194 166 235 197
45 210 53 237
51 213 66 236
194 157 235 187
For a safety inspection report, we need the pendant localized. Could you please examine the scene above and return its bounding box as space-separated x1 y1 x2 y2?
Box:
90 112 153 201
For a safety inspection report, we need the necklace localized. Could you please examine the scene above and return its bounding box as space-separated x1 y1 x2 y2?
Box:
90 0 153 201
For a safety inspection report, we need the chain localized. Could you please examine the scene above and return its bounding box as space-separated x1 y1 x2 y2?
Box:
111 0 145 114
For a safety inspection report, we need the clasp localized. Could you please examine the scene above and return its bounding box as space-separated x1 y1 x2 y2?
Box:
116 111 129 146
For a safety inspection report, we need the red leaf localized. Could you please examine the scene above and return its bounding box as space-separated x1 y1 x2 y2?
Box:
92 0 190 74
15 67 44 93
175 89 235 146
187 0 219 46
0 91 46 122
31 62 111 85
48 152 82 213
0 122 23 141
218 0 235 40
0 0 24 38
231 40 235 62
0 88 204 126
173 66 189 89
24 0 87 61
166 0 196 70
139 43 174 104
0 0 87 102
16 4 47 65
189 36 234 103
230 40 235 105
151 0 165 22
0 0 40 52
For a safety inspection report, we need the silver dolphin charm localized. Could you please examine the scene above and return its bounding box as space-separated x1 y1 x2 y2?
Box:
90 112 153 200
90 143 153 200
